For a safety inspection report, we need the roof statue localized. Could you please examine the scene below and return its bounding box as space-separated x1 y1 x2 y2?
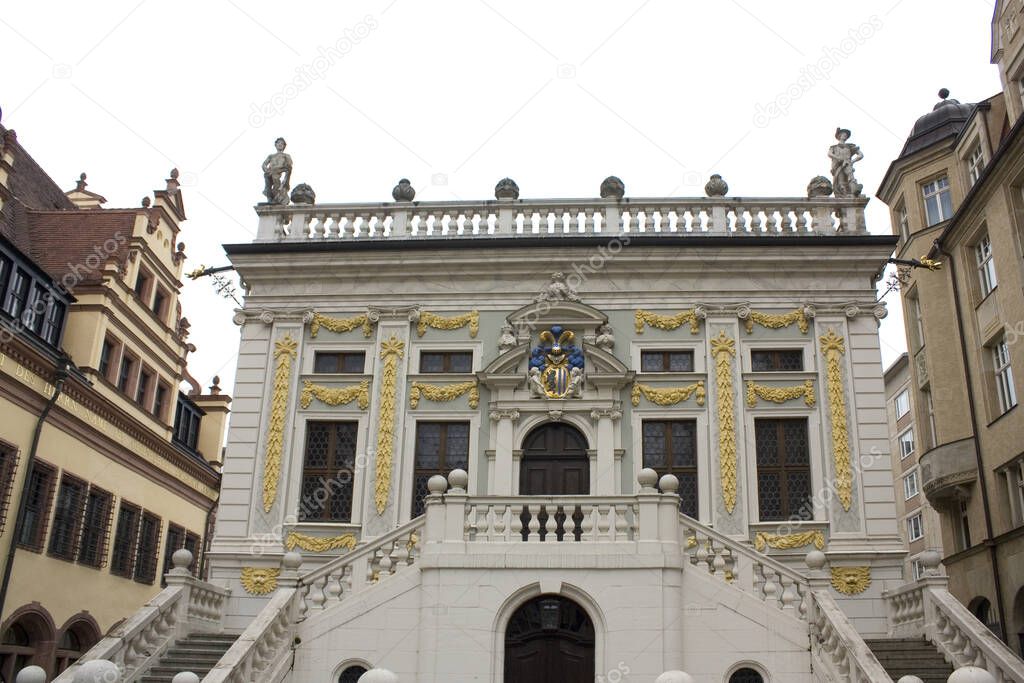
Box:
262 137 292 205
828 128 863 198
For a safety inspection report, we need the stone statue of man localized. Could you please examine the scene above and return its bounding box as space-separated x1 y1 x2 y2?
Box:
262 137 293 205
828 128 863 198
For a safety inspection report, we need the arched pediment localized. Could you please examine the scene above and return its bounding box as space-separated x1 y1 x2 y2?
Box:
581 344 631 375
507 301 608 330
483 343 530 375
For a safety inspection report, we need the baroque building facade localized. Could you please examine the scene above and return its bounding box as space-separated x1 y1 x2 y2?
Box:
877 0 1024 658
0 120 229 680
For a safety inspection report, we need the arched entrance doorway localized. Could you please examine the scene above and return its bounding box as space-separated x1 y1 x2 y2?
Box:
519 423 589 495
0 609 55 681
504 595 595 683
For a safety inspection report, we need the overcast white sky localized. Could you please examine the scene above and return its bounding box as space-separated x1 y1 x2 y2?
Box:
1 1 1003 393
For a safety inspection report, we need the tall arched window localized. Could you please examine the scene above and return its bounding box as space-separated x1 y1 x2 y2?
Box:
0 611 55 683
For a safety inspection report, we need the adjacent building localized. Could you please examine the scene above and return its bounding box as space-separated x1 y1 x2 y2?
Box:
0 121 230 679
876 0 1024 656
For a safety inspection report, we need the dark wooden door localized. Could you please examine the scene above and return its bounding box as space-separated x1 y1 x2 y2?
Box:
519 423 590 495
504 596 595 683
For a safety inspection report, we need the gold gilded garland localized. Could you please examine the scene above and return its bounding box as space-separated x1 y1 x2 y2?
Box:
830 566 871 595
263 335 297 513
744 308 809 334
754 530 826 552
746 380 816 408
631 381 706 407
409 380 479 409
285 531 358 553
711 331 738 513
417 310 479 338
375 336 405 515
309 312 374 338
634 309 702 335
240 567 280 595
300 380 370 410
820 329 853 511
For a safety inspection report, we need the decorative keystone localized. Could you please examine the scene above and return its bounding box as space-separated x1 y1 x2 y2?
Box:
392 178 416 202
704 174 728 197
427 474 449 495
448 468 469 492
494 177 520 200
638 468 659 491
599 175 625 200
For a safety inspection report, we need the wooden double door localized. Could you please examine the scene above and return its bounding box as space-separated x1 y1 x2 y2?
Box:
519 423 590 495
504 596 595 683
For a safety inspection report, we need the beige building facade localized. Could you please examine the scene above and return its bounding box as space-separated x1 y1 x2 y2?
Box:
0 122 230 679
877 0 1024 656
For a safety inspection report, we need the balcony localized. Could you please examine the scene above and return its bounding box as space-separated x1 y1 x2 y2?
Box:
254 195 870 242
919 437 978 505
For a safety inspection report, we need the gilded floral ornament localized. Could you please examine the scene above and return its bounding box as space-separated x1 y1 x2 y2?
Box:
416 310 479 338
754 530 826 552
409 380 479 409
263 335 297 513
300 380 370 410
240 567 280 595
285 531 357 553
820 328 853 511
635 309 702 335
375 336 405 514
830 566 871 595
746 379 816 407
742 306 810 334
711 331 738 513
309 312 374 338
631 381 705 407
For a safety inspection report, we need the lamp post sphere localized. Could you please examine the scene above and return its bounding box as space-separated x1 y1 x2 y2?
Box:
896 677 925 683
73 660 121 683
357 669 400 683
655 672 695 683
15 666 47 683
172 674 201 683
948 667 997 683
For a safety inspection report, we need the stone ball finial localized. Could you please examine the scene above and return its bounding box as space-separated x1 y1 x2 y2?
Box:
638 468 659 491
172 674 201 683
494 177 520 200
290 183 316 205
282 551 303 570
704 174 728 197
805 550 827 571
171 548 193 571
141 196 152 207
599 176 625 200
655 672 695 683
170 168 180 180
939 88 950 100
427 474 448 495
358 668 400 683
947 667 997 683
658 474 679 494
392 178 416 202
807 175 834 198
73 660 121 683
15 665 47 683
896 677 925 683
920 550 942 575
448 469 469 492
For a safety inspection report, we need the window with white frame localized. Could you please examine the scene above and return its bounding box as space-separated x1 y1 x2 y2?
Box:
907 513 924 542
993 339 1018 415
895 390 911 419
899 428 915 460
904 470 920 500
967 144 985 185
975 234 997 297
907 292 925 352
922 177 953 226
912 557 925 580
897 203 910 242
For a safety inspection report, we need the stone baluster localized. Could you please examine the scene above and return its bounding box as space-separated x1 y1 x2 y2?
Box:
780 574 798 612
733 206 748 233
544 506 558 539
323 573 342 604
527 505 542 541
491 504 507 541
614 505 629 541
749 207 762 233
596 504 611 541
761 566 779 607
510 506 524 540
580 505 595 541
583 207 596 233
309 576 327 611
465 504 478 540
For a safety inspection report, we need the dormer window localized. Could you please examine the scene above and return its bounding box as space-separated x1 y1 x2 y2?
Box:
922 177 953 226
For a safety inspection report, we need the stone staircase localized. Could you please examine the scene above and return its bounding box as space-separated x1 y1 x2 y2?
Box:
139 632 238 682
865 638 953 683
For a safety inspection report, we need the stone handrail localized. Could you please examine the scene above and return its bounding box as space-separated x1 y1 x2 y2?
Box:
201 588 299 683
255 195 869 241
298 517 425 617
460 496 639 543
678 513 810 615
55 551 229 682
809 589 895 682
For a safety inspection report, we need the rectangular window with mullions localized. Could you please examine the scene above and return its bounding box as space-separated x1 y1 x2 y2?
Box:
751 349 804 372
16 461 57 552
134 512 161 584
922 176 953 226
299 422 358 522
412 422 469 517
161 524 186 586
975 234 997 298
994 339 1018 415
78 486 114 568
313 351 366 374
2 268 30 319
420 351 473 374
0 444 19 534
755 418 812 522
640 350 694 373
641 420 698 518
47 474 88 561
110 502 141 578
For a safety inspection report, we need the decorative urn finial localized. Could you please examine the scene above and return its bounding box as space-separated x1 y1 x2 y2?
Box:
494 177 520 200
290 183 316 205
705 174 728 197
599 176 625 200
392 178 416 202
807 175 834 197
